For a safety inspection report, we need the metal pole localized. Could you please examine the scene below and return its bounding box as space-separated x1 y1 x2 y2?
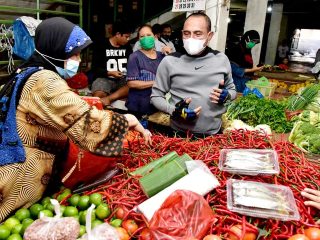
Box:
142 0 146 24
79 0 83 27
37 0 40 20
113 0 118 22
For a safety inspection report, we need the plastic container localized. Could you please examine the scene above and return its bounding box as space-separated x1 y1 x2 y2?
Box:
219 149 280 176
246 77 277 98
227 179 300 221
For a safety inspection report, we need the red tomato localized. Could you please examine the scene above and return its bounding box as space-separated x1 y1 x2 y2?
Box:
116 227 130 240
228 225 257 240
304 227 320 240
122 219 139 235
203 234 222 240
139 228 152 240
115 207 127 219
288 234 310 240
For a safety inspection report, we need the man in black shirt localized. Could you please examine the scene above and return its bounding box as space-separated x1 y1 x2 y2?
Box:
91 22 132 106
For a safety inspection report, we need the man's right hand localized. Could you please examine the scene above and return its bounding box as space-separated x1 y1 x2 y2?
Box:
108 71 123 78
171 98 201 121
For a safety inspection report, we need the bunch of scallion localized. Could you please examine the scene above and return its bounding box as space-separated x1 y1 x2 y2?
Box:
286 84 320 111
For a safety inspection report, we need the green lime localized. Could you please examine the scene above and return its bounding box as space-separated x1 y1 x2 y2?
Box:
68 194 80 207
78 195 90 210
11 224 23 234
44 203 55 212
29 203 44 219
20 218 34 236
7 233 23 240
95 203 111 220
72 215 80 222
38 209 53 218
41 197 51 206
89 193 103 206
57 190 71 202
4 217 20 231
110 218 122 227
91 219 103 229
79 210 95 225
0 225 10 240
63 206 79 217
79 225 86 237
15 209 31 221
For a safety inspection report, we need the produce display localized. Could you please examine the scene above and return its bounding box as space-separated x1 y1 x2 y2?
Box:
286 84 320 111
1 131 319 239
226 94 293 133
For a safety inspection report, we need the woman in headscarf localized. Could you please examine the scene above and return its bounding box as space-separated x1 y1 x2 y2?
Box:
0 17 151 221
226 30 264 93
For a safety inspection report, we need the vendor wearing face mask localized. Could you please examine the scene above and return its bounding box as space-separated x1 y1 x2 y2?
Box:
151 12 236 136
126 24 164 120
226 30 264 93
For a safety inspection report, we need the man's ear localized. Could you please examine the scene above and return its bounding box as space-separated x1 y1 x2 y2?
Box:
208 31 214 42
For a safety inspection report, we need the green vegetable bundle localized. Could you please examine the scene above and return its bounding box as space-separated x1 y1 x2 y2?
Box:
226 94 293 133
286 84 320 111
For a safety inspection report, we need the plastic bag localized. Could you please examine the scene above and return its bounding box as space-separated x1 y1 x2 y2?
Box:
79 204 119 240
243 87 264 98
24 199 80 240
13 19 35 60
149 190 216 240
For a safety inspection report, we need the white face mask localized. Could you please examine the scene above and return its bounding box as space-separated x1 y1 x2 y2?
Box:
183 38 206 55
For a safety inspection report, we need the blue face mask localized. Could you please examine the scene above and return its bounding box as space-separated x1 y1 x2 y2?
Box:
55 59 80 79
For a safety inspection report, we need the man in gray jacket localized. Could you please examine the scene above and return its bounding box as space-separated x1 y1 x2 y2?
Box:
151 12 236 136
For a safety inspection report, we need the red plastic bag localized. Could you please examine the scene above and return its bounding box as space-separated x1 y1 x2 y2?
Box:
149 190 216 240
66 72 88 89
60 96 115 189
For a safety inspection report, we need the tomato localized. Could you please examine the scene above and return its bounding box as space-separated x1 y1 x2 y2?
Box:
139 228 152 240
116 227 130 240
115 207 127 219
304 227 320 240
288 234 310 240
122 219 139 235
228 225 257 240
203 235 222 240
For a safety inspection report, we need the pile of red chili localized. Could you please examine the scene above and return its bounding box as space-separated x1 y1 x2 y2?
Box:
84 130 320 239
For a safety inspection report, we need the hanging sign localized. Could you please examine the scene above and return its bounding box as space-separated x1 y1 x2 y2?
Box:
172 0 206 12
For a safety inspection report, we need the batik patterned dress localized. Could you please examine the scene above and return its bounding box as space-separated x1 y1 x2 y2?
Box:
0 70 128 221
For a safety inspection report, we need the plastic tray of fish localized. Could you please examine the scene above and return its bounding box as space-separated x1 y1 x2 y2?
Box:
218 149 280 175
227 179 300 221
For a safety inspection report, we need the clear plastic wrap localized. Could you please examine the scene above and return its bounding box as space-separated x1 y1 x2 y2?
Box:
24 199 80 240
219 149 279 176
227 179 300 221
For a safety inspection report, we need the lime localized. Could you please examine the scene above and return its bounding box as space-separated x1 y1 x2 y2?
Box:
78 195 90 210
4 217 20 231
79 225 86 237
38 209 53 218
8 233 23 240
89 193 103 206
44 203 55 212
110 218 122 228
29 203 44 219
63 206 79 217
57 188 71 202
72 215 80 222
20 218 34 236
95 203 111 220
68 194 80 207
11 224 23 234
41 197 51 206
0 225 10 240
79 210 95 225
15 208 31 221
91 219 103 229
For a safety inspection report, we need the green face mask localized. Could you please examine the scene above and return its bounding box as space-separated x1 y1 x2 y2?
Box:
246 41 256 49
140 36 155 50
